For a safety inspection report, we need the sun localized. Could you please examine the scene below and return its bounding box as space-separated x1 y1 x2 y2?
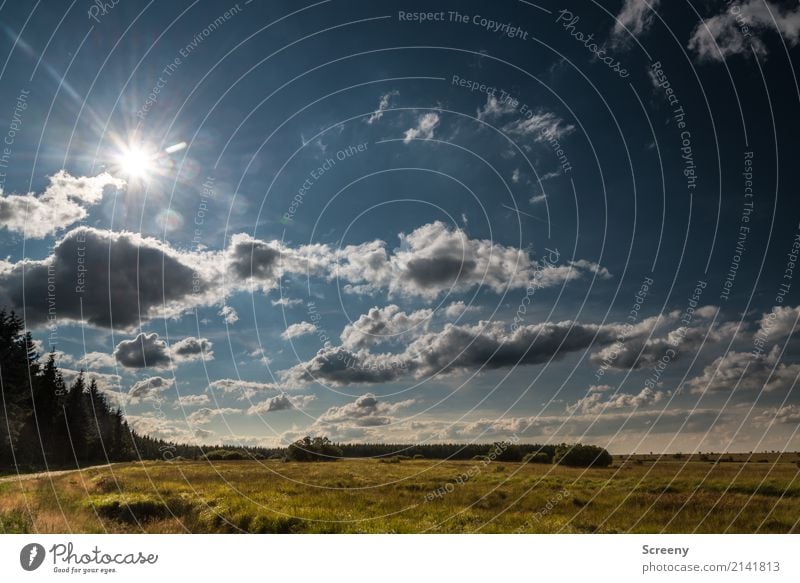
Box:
115 145 155 179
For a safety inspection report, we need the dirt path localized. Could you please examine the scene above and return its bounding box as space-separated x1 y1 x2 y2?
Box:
0 464 116 484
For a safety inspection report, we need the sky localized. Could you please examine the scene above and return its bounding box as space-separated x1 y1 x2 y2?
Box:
0 0 799 453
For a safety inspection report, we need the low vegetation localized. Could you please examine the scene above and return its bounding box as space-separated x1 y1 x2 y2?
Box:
1 454 798 534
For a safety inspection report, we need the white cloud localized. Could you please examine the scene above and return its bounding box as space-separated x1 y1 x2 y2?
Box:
611 0 661 43
219 305 239 324
113 333 213 368
340 304 432 349
366 90 398 124
174 394 211 409
281 321 317 340
403 112 440 143
207 378 281 400
688 0 800 62
0 172 124 239
128 376 174 404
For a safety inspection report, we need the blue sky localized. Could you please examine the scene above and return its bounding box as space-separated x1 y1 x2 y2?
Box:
1 0 799 453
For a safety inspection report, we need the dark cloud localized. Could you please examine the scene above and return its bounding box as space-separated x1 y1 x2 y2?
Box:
114 332 213 368
0 227 213 329
114 333 170 368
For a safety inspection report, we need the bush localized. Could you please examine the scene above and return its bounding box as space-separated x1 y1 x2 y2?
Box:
285 436 342 462
413 454 425 459
90 494 186 523
523 452 551 464
554 444 613 468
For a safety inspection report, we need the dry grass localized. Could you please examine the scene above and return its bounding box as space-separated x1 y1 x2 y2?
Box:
1 457 799 533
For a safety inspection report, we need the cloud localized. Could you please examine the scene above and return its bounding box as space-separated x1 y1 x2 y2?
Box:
476 95 517 121
77 351 116 369
218 305 239 324
366 90 398 124
757 405 800 425
128 376 174 404
443 300 478 319
114 333 170 368
0 172 124 239
687 346 800 395
340 304 432 349
529 194 547 205
113 333 213 368
127 413 213 443
0 226 220 329
317 393 414 427
281 321 317 340
174 393 211 409
271 297 302 307
224 232 332 290
611 0 661 43
403 112 439 143
334 221 604 299
281 345 408 386
756 305 799 343
247 393 315 414
588 308 734 370
207 378 281 400
687 1 800 62
187 406 240 426
567 385 666 414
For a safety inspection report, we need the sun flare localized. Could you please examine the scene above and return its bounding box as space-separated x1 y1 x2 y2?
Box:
115 145 155 179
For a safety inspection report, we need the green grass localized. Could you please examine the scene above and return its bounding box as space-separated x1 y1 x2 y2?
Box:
1 457 799 533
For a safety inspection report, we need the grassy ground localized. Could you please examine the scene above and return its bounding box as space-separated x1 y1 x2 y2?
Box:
1 456 799 533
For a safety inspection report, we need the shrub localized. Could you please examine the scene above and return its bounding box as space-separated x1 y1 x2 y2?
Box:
413 454 425 459
378 456 401 463
90 494 184 523
204 449 249 460
554 444 613 468
523 452 551 464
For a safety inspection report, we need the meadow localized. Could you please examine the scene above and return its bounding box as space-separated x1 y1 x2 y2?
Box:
1 454 799 534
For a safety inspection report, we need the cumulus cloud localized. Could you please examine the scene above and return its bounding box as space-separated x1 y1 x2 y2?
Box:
281 345 408 387
611 0 661 43
403 112 439 143
127 413 213 443
224 233 332 291
207 378 281 400
281 321 317 340
128 376 174 404
317 393 414 428
567 385 665 414
340 304 432 349
756 404 800 425
283 318 624 386
688 0 800 62
687 346 800 395
247 393 315 414
0 227 220 329
174 393 211 409
443 300 478 319
0 172 124 239
5 221 606 331
589 308 735 370
218 305 239 324
334 221 603 299
187 406 240 426
113 333 213 368
366 90 398 124
756 305 799 343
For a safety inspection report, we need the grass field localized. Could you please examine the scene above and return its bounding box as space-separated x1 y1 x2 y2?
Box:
1 455 799 533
